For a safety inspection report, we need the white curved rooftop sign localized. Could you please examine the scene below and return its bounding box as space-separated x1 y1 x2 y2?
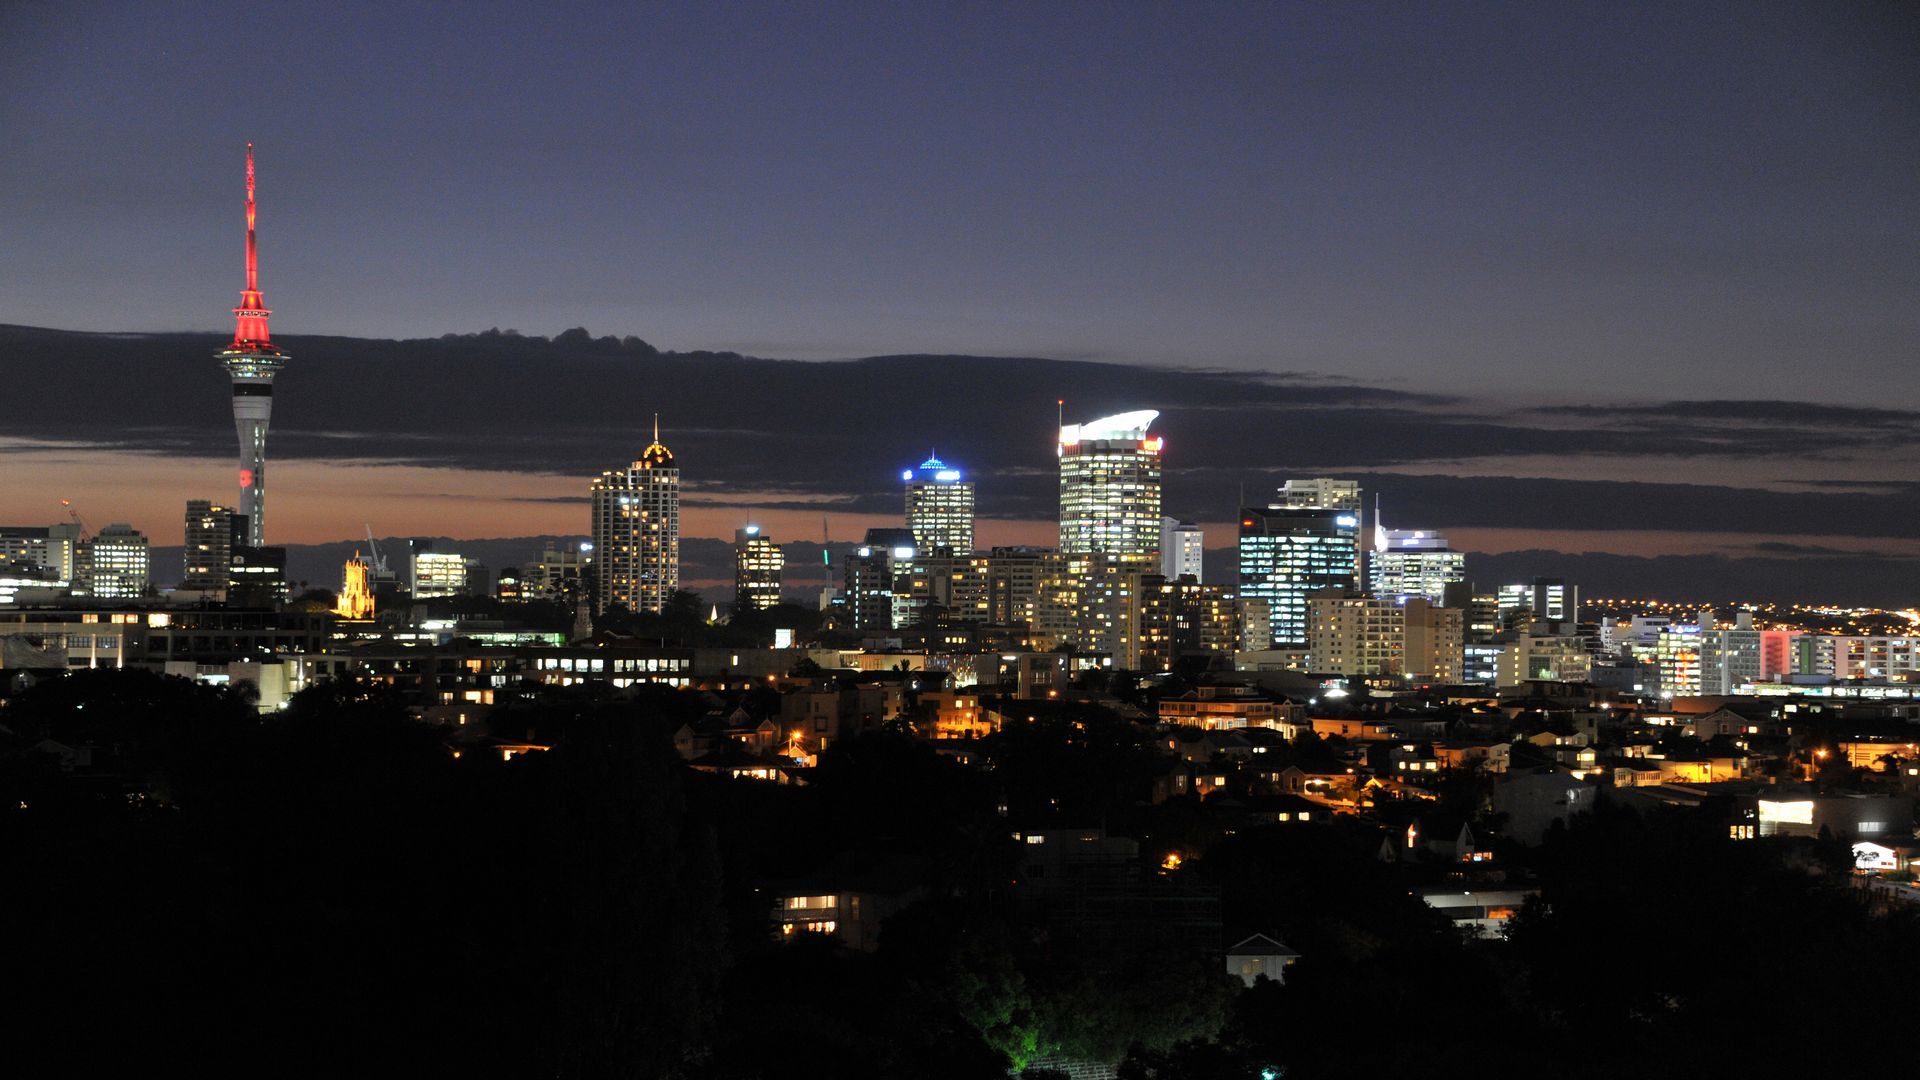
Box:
1059 409 1159 444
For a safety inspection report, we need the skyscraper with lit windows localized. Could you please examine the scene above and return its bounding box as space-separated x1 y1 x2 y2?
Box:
1237 479 1362 648
903 455 975 554
183 500 240 595
1369 528 1465 604
590 420 680 614
734 525 784 612
1058 410 1163 564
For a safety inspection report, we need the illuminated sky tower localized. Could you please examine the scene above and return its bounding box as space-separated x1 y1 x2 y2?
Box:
216 144 287 548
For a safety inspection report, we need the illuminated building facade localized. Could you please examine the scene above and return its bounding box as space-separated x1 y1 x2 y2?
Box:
1828 636 1920 680
1699 612 1763 695
590 423 680 614
184 500 241 594
1058 410 1163 564
1237 488 1361 649
1307 594 1462 681
78 525 150 599
335 553 376 619
1273 478 1361 511
904 455 975 554
734 525 784 612
412 551 470 598
1369 528 1465 604
1656 625 1703 697
985 546 1060 629
898 550 990 623
215 145 287 548
842 528 916 630
0 524 81 583
1498 578 1578 626
1131 574 1241 671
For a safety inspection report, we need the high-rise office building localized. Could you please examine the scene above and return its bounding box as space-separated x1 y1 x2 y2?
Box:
904 455 975 554
1160 518 1203 581
184 500 241 593
215 145 288 548
734 525 784 612
1237 481 1362 648
1369 528 1466 604
590 421 680 614
78 525 150 599
1058 410 1163 564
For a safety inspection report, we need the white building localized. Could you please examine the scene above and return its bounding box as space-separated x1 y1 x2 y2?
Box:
1160 517 1203 580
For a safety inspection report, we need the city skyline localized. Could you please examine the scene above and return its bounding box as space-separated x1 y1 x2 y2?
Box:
7 318 1920 604
3 4 1918 604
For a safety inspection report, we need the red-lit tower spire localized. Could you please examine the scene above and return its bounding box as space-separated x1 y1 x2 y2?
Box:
230 143 277 352
218 144 289 549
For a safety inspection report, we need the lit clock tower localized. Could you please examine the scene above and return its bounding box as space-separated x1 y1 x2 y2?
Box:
216 144 287 547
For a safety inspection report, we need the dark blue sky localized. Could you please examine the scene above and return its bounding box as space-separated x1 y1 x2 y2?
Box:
4 1 1915 400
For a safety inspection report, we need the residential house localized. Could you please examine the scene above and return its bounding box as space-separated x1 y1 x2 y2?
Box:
1226 933 1300 987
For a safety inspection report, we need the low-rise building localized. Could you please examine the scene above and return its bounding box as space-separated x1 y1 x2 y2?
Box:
1157 684 1302 732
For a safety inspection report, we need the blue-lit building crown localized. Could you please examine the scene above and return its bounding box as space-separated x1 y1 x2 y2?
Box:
903 451 975 554
904 454 964 484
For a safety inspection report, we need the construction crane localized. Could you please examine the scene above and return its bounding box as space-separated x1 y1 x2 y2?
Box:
59 499 90 540
363 525 394 582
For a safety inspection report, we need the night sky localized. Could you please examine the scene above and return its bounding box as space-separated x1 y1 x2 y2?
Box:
3 3 1918 597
